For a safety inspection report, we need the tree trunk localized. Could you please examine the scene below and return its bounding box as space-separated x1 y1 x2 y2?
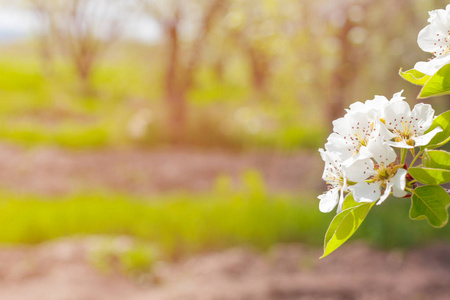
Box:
247 44 270 95
164 12 188 144
38 34 53 77
328 19 355 125
166 89 187 144
77 62 94 96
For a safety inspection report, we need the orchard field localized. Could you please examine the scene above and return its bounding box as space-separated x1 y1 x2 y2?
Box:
0 0 449 299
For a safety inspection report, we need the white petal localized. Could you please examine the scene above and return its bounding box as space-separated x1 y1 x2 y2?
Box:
391 90 405 101
414 60 437 76
336 180 347 213
383 100 411 122
344 158 375 182
332 117 352 136
347 101 365 113
375 122 396 141
417 24 441 52
350 182 381 203
414 55 450 76
324 133 353 161
413 126 443 147
318 188 339 213
392 169 407 198
411 103 436 131
319 148 344 180
378 184 392 205
351 95 389 116
388 140 414 149
428 7 450 31
367 137 397 165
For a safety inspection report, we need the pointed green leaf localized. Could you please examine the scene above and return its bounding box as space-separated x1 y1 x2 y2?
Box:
342 193 358 210
408 167 450 185
424 111 450 149
423 150 450 170
419 64 450 98
410 185 450 228
321 202 374 258
399 68 430 86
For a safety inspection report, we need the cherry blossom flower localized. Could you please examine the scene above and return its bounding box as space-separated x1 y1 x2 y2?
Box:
318 149 347 213
414 4 450 75
345 137 407 204
324 92 403 164
381 100 442 148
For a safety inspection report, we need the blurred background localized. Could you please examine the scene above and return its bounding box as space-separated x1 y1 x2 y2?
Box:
0 0 449 299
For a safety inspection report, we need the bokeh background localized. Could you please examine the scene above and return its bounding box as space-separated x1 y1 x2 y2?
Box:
0 0 450 299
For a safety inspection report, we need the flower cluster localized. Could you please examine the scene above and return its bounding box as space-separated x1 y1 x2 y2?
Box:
414 4 450 75
318 91 442 213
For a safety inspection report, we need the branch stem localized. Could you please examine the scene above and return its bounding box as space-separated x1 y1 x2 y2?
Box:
410 149 423 167
400 148 407 164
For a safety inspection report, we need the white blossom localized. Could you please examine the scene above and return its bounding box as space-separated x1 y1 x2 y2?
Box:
345 137 407 204
318 149 347 213
381 100 442 148
325 92 402 164
317 90 442 212
414 4 450 75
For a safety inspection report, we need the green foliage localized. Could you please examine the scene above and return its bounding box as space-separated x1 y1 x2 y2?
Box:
400 64 450 99
410 185 450 228
399 69 430 86
425 111 450 149
321 202 374 258
0 186 448 259
0 47 325 151
423 150 450 170
408 167 450 185
0 188 327 258
356 198 450 248
342 193 359 210
418 64 450 98
89 239 159 278
119 244 159 277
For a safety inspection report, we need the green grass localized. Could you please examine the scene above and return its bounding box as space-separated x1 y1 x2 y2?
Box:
0 190 324 257
0 186 448 260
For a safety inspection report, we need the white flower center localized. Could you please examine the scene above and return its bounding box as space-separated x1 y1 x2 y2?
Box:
370 163 403 188
324 174 344 188
343 121 374 155
432 32 450 57
386 117 422 146
324 161 344 188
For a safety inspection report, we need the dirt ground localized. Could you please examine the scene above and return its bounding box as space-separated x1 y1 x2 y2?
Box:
0 143 449 299
0 144 322 195
0 237 449 300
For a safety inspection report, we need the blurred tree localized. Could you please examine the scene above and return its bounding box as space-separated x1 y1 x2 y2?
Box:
225 0 282 96
28 0 55 76
140 0 230 143
28 0 131 94
326 2 363 123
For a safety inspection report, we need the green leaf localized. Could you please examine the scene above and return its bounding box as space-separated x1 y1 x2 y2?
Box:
419 64 450 98
423 150 450 170
321 202 374 259
342 193 358 210
399 68 430 86
408 167 450 185
410 185 450 228
424 111 450 149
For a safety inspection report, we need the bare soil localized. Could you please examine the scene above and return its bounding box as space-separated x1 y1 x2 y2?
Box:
0 237 449 300
0 144 322 195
